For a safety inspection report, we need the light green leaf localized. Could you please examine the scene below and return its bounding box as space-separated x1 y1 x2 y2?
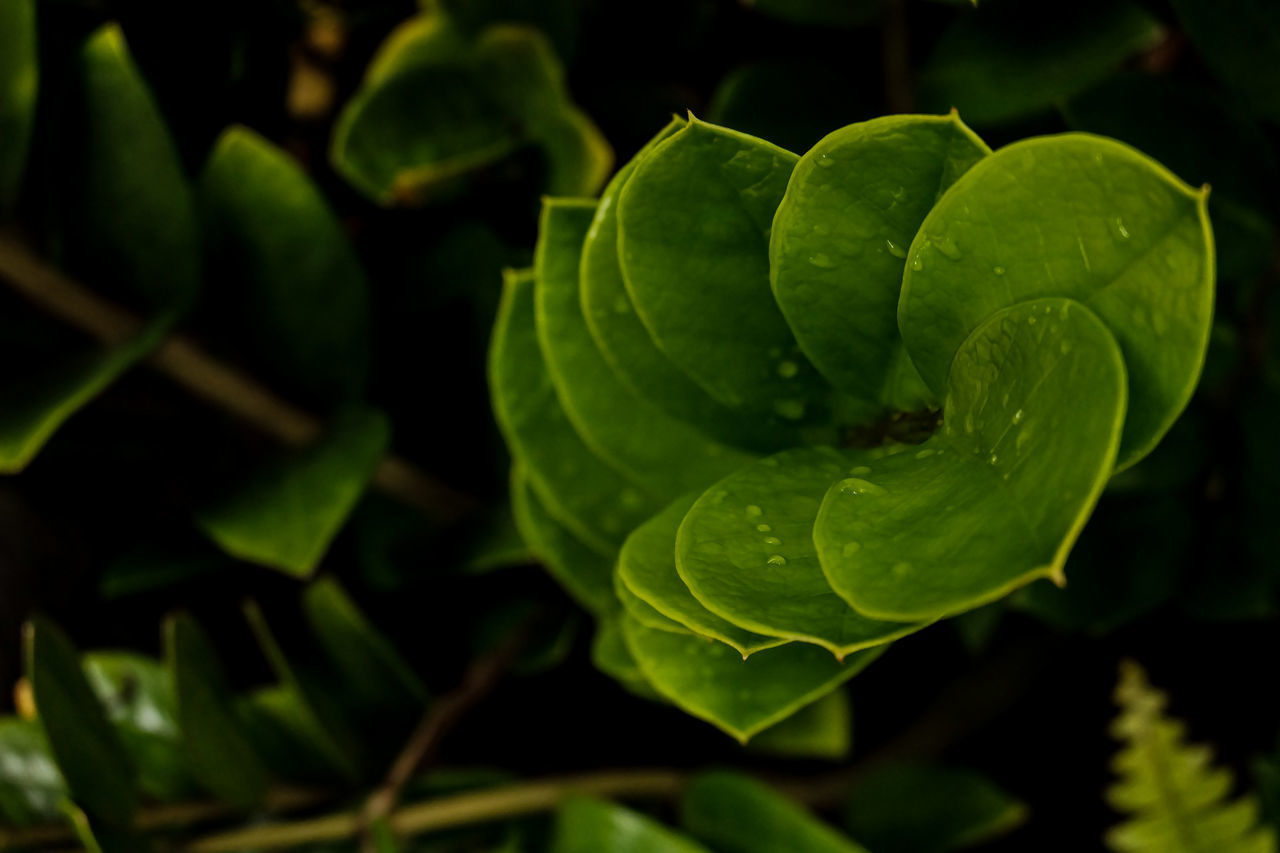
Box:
621 615 884 742
617 493 785 658
919 3 1163 127
0 0 36 213
1169 0 1280 124
0 717 66 826
617 117 831 427
683 771 868 852
552 796 710 853
490 268 657 551
748 689 851 760
165 614 269 810
510 465 615 614
303 577 429 711
198 125 372 402
197 407 389 577
536 198 752 497
678 447 928 656
898 133 1212 469
818 298 1127 621
844 763 1027 853
771 113 988 408
57 24 199 312
615 569 690 635
24 618 136 825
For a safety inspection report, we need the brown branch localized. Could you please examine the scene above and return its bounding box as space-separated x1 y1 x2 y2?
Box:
0 231 475 521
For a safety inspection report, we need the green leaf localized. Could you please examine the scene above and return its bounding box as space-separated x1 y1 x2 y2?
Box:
919 3 1163 127
615 568 690 635
81 653 196 802
198 125 372 402
536 198 752 497
24 618 136 825
57 24 200 312
1106 661 1278 852
770 113 988 408
898 133 1212 470
843 763 1027 853
590 618 659 701
621 615 884 742
581 121 791 453
510 465 615 614
1169 0 1280 124
683 771 868 852
552 796 710 853
235 686 349 785
197 407 390 577
0 0 36 213
490 268 657 551
617 117 831 427
0 316 171 474
60 799 135 853
165 614 269 809
818 298 1127 620
747 689 851 760
0 717 66 826
302 577 429 712
617 493 785 658
677 447 928 656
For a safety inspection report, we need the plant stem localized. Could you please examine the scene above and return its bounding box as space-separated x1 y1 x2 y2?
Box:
0 230 474 521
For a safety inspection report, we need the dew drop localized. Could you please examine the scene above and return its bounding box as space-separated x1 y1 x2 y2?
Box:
1027 316 1037 325
885 239 907 259
993 265 1006 276
1012 409 1024 425
816 154 835 169
745 505 763 518
837 477 887 497
756 523 772 532
988 452 998 465
842 541 862 557
934 236 963 261
767 554 788 566
777 360 799 379
763 536 781 545
1113 217 1131 240
909 252 924 272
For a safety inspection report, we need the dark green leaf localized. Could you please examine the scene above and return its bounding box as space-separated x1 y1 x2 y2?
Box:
552 796 709 853
747 689 851 760
683 771 868 852
0 717 65 826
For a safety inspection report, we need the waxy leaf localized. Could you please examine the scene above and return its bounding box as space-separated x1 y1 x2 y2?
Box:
536 198 752 497
683 771 868 853
197 407 389 577
747 689 851 760
615 569 690 635
24 618 136 825
617 117 830 427
510 465 615 614
771 114 988 407
0 0 35 213
621 615 884 741
165 614 269 809
617 493 785 658
677 447 927 656
552 796 710 853
898 133 1212 469
818 298 1127 620
490 268 657 551
0 718 65 826
199 125 372 402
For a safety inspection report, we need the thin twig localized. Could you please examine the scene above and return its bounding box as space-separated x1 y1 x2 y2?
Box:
0 231 475 521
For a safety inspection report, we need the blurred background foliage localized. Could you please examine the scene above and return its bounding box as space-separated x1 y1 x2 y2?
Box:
1 0 1279 849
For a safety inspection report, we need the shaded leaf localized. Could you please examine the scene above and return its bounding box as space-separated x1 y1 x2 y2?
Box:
0 0 36 213
747 689 851 760
0 717 65 826
552 796 709 853
683 771 868 852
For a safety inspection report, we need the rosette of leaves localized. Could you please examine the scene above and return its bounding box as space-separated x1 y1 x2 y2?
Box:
491 111 1214 739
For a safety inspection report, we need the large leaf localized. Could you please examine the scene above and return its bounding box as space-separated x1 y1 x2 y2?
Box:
24 618 136 825
197 407 390 577
617 117 830 427
817 298 1127 621
683 771 868 853
0 0 36 213
621 615 884 741
552 796 710 853
198 125 372 402
898 133 1212 470
165 614 269 809
0 717 65 826
678 446 929 655
771 114 988 408
536 198 752 497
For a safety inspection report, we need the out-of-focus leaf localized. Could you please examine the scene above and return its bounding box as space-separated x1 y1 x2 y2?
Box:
1170 0 1280 124
590 619 659 701
0 717 66 826
197 407 390 577
235 686 347 785
552 796 710 853
199 125 372 402
439 0 579 59
99 538 229 599
0 0 36 213
165 614 269 809
24 618 136 825
748 689 851 760
844 763 1027 853
683 771 868 852
61 799 136 853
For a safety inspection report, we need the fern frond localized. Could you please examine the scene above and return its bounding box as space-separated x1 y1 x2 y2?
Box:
1105 660 1278 853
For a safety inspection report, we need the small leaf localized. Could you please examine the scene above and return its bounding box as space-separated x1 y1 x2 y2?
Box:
197 407 390 577
24 618 136 825
0 0 36 213
0 717 66 826
844 763 1027 853
898 133 1212 470
621 615 884 742
552 796 710 853
771 113 988 407
682 771 868 853
748 689 851 760
165 614 269 809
